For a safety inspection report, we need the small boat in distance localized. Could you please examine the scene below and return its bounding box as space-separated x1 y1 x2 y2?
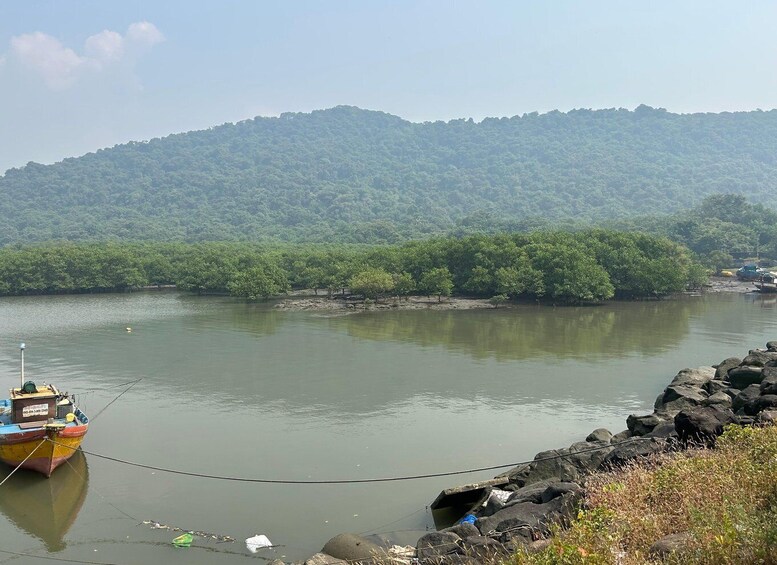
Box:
0 344 89 478
755 273 777 294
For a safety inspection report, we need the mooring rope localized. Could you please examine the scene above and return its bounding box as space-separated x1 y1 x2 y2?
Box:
71 378 145 396
62 451 139 523
358 506 428 535
90 378 142 422
48 436 657 485
0 438 47 488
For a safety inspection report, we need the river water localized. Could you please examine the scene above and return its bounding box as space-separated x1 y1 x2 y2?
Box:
0 291 776 563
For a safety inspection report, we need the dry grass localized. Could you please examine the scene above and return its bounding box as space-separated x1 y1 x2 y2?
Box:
508 424 777 565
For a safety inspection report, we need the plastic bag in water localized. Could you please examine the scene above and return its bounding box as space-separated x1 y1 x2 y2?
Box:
172 533 193 548
246 534 272 553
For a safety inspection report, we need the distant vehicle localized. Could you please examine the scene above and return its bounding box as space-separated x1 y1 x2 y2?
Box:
736 264 768 281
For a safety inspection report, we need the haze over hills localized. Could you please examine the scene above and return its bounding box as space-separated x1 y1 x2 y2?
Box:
1 105 776 245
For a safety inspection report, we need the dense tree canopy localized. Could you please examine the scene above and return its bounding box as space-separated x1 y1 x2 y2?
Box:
0 230 702 304
2 106 777 245
607 194 777 265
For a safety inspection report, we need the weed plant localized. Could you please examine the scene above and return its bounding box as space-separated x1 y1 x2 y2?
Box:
509 424 777 565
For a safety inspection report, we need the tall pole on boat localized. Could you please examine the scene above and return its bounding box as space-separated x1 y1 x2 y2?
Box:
19 343 25 389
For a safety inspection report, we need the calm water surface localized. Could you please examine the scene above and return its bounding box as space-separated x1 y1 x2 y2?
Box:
1 291 776 563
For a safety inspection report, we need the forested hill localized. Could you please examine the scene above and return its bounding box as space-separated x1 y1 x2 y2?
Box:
2 105 777 244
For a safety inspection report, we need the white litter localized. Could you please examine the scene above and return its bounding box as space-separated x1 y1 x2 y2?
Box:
245 534 272 553
482 488 512 507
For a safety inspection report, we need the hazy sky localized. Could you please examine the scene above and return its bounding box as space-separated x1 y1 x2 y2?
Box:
2 1 777 173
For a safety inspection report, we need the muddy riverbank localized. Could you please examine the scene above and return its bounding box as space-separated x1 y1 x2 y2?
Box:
274 278 758 313
274 294 498 312
705 276 760 293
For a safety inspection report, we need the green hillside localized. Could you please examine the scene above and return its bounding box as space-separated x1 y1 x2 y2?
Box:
2 105 777 244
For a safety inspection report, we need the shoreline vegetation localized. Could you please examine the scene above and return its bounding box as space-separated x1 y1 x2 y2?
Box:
0 229 707 305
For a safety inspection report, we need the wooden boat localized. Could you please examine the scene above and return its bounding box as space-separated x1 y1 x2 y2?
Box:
755 282 777 293
0 344 88 477
754 273 777 293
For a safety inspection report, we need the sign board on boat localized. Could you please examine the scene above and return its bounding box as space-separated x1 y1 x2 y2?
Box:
22 403 50 418
11 388 57 423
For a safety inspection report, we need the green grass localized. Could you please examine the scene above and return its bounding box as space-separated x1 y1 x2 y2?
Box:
508 424 777 565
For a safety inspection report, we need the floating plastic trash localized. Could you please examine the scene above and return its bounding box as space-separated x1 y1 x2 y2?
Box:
245 534 272 553
172 533 193 548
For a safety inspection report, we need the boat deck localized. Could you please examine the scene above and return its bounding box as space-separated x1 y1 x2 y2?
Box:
0 399 86 437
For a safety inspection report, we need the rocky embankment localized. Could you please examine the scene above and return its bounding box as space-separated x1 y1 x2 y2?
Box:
295 341 777 565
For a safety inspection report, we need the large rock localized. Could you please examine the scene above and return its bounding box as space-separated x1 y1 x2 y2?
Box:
322 533 383 562
504 480 559 505
652 370 712 414
458 536 508 562
644 421 679 440
662 379 712 405
443 523 480 539
611 429 632 442
505 448 578 486
602 437 667 468
497 480 581 511
670 367 714 387
743 394 777 416
703 379 730 396
723 387 740 399
741 350 777 367
569 441 615 477
703 391 733 408
662 385 709 404
476 495 573 539
540 482 581 503
766 341 777 352
416 531 461 560
627 413 665 436
674 406 738 445
755 409 777 424
305 554 347 565
732 384 762 412
760 367 777 394
649 532 692 559
506 441 613 487
657 385 708 415
585 428 612 443
728 366 764 388
715 357 741 380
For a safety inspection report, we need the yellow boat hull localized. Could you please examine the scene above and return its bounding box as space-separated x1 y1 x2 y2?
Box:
0 425 88 478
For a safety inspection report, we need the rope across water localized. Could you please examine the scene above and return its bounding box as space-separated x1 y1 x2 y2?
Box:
47 436 655 484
